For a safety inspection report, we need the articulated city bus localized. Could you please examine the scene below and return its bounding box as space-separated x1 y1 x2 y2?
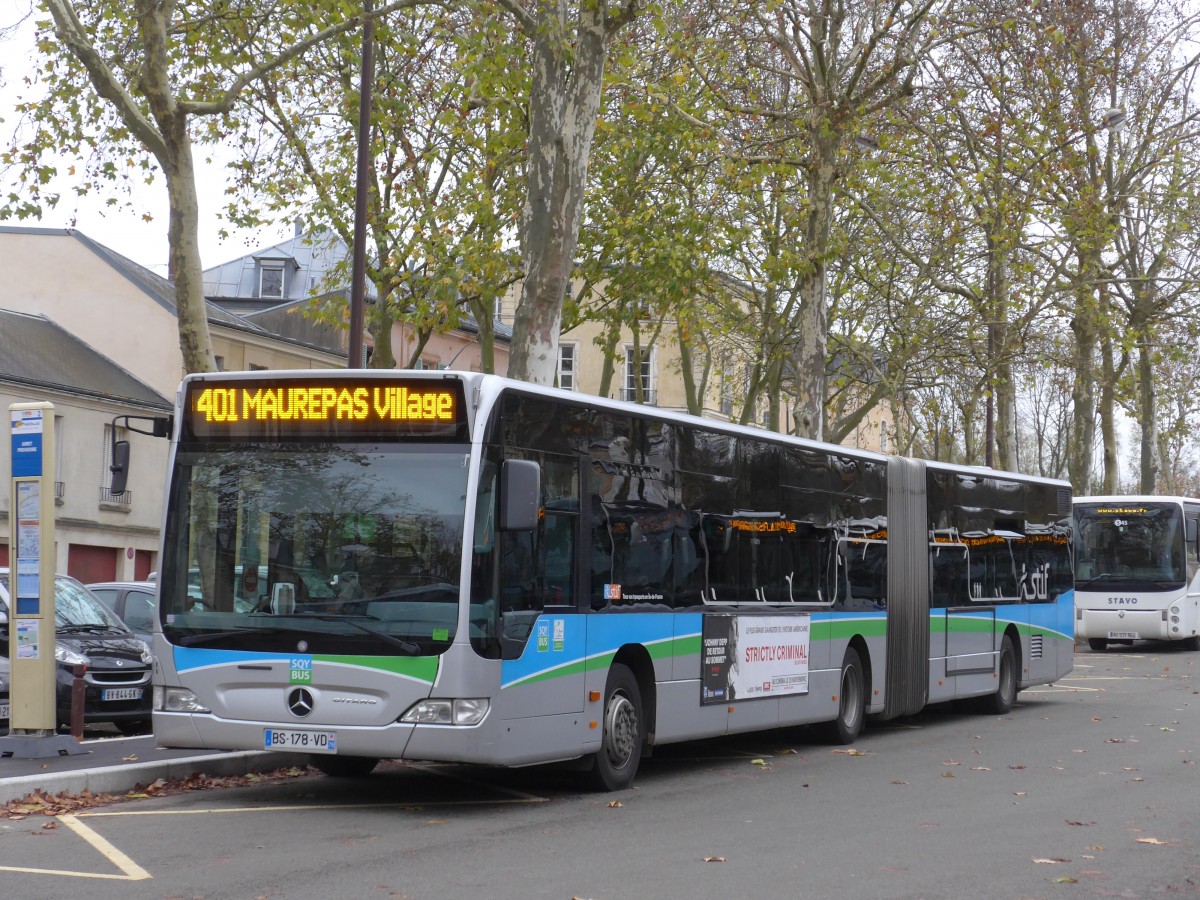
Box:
1073 496 1200 651
144 371 1074 789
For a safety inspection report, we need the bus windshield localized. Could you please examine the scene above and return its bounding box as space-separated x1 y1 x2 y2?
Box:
160 444 470 654
1074 502 1186 589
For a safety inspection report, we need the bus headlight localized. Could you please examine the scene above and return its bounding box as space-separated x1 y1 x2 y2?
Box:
400 698 489 726
154 685 210 714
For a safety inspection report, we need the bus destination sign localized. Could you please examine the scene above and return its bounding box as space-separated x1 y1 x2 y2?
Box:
182 377 467 442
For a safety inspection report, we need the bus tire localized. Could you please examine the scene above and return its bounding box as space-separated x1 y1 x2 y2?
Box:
309 755 379 778
587 664 643 791
981 635 1018 715
818 647 866 745
1087 638 1108 652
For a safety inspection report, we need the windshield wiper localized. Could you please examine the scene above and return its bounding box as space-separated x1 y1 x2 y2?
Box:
1076 573 1124 588
58 623 115 634
250 612 422 655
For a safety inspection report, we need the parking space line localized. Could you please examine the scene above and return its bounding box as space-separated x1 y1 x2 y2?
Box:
0 814 151 881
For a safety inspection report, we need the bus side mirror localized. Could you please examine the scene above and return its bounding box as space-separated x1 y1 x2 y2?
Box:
500 459 540 532
109 440 131 496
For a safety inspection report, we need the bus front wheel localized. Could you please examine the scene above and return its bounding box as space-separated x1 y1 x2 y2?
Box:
1087 638 1108 652
980 635 1018 715
310 755 379 778
587 663 643 791
818 647 866 745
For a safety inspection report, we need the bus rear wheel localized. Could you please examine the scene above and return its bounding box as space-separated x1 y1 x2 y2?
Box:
818 647 865 745
309 755 379 778
980 635 1017 715
587 664 643 791
1087 638 1108 652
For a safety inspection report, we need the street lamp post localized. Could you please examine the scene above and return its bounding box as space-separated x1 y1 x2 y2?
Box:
348 1 375 368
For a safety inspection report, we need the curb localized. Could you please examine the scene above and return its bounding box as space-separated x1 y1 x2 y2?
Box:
0 750 297 806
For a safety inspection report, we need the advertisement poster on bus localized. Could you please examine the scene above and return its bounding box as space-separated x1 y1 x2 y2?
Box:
701 614 810 704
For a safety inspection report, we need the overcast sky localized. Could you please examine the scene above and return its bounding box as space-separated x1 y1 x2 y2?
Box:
0 5 289 276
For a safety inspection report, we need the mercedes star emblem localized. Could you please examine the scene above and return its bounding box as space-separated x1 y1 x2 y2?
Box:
288 687 315 718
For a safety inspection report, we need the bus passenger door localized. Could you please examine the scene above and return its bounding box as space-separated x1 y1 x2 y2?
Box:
497 506 585 718
944 607 996 676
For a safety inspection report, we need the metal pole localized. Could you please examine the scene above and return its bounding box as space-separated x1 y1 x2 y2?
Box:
348 1 375 368
71 664 86 740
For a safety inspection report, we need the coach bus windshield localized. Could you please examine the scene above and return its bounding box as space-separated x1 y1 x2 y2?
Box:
159 444 470 654
1074 502 1186 589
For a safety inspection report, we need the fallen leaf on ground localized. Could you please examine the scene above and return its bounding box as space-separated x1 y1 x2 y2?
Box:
1033 858 1071 864
1065 820 1095 826
703 857 726 863
607 800 622 808
1136 837 1169 845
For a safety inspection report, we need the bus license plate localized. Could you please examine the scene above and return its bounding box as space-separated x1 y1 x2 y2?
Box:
264 728 337 754
0 702 9 720
1107 631 1138 640
102 688 144 702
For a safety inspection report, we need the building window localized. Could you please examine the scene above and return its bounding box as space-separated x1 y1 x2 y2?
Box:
259 264 284 299
249 363 268 371
623 346 655 405
101 424 131 506
214 355 225 372
558 343 577 390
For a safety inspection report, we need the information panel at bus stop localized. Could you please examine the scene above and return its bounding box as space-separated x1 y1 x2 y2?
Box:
3 402 80 756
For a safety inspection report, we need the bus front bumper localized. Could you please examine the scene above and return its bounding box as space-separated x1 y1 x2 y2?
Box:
1077 608 1170 641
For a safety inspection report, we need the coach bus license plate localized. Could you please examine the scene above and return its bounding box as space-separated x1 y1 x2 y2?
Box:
1107 631 1138 640
264 728 337 754
102 688 144 702
0 702 8 720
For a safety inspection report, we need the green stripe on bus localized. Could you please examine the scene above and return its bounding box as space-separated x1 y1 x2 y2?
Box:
315 654 439 682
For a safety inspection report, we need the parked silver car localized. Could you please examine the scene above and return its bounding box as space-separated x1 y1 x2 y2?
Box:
86 580 156 646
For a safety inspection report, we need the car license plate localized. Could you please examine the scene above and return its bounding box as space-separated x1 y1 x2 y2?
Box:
102 688 144 702
0 702 9 720
1107 631 1138 640
264 728 337 754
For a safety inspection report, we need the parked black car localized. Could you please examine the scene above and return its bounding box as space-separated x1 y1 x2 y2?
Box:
0 570 153 735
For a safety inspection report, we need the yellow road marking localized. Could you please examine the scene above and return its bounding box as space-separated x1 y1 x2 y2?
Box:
0 814 151 881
